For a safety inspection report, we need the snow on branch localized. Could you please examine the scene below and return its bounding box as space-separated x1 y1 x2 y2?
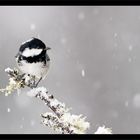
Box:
0 67 112 134
27 87 90 134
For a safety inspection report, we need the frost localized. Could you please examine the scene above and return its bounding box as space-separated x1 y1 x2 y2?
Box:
27 87 47 97
27 87 90 134
42 112 90 134
0 68 36 96
5 68 12 73
0 67 112 134
94 125 112 134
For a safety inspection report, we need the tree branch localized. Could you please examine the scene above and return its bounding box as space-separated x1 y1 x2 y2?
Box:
0 67 112 134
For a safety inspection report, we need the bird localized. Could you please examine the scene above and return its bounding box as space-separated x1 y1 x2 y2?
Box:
15 37 51 88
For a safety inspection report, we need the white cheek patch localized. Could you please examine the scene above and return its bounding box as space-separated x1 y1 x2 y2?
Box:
22 48 43 57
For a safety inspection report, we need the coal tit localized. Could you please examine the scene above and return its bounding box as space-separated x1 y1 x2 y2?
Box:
15 37 51 87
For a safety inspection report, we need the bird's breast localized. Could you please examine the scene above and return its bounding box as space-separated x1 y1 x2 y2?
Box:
17 60 50 79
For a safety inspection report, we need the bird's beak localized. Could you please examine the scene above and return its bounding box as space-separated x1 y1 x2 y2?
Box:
46 47 51 50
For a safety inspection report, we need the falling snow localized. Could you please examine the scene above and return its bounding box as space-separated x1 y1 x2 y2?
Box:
20 125 23 129
1 6 140 134
92 8 99 15
30 24 36 31
81 69 85 77
60 38 67 44
125 101 129 107
114 33 118 38
109 17 113 21
30 120 35 126
114 43 118 47
128 58 132 63
78 12 85 20
133 94 140 108
128 45 133 51
7 108 11 113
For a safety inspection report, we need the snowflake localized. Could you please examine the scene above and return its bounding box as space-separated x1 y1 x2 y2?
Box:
78 12 85 20
81 69 85 77
60 38 67 44
30 24 36 31
114 33 118 38
128 58 132 63
128 45 133 51
7 108 11 113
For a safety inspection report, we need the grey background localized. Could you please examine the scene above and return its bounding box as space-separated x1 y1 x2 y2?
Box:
0 6 140 134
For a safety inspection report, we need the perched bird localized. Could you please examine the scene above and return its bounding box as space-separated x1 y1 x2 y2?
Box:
15 37 51 87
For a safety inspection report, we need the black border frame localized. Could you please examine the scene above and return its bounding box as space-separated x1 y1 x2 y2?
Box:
0 0 140 139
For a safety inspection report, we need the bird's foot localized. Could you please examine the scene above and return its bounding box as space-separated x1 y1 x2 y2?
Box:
29 77 42 89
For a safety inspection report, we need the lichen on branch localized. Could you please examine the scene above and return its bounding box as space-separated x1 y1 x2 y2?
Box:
0 67 90 134
27 87 90 134
0 67 112 134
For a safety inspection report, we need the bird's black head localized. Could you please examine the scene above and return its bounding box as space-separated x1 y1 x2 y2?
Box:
19 37 47 52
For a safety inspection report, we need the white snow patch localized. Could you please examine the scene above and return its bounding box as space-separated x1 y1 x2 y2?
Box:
27 87 47 97
81 69 85 77
94 125 112 134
